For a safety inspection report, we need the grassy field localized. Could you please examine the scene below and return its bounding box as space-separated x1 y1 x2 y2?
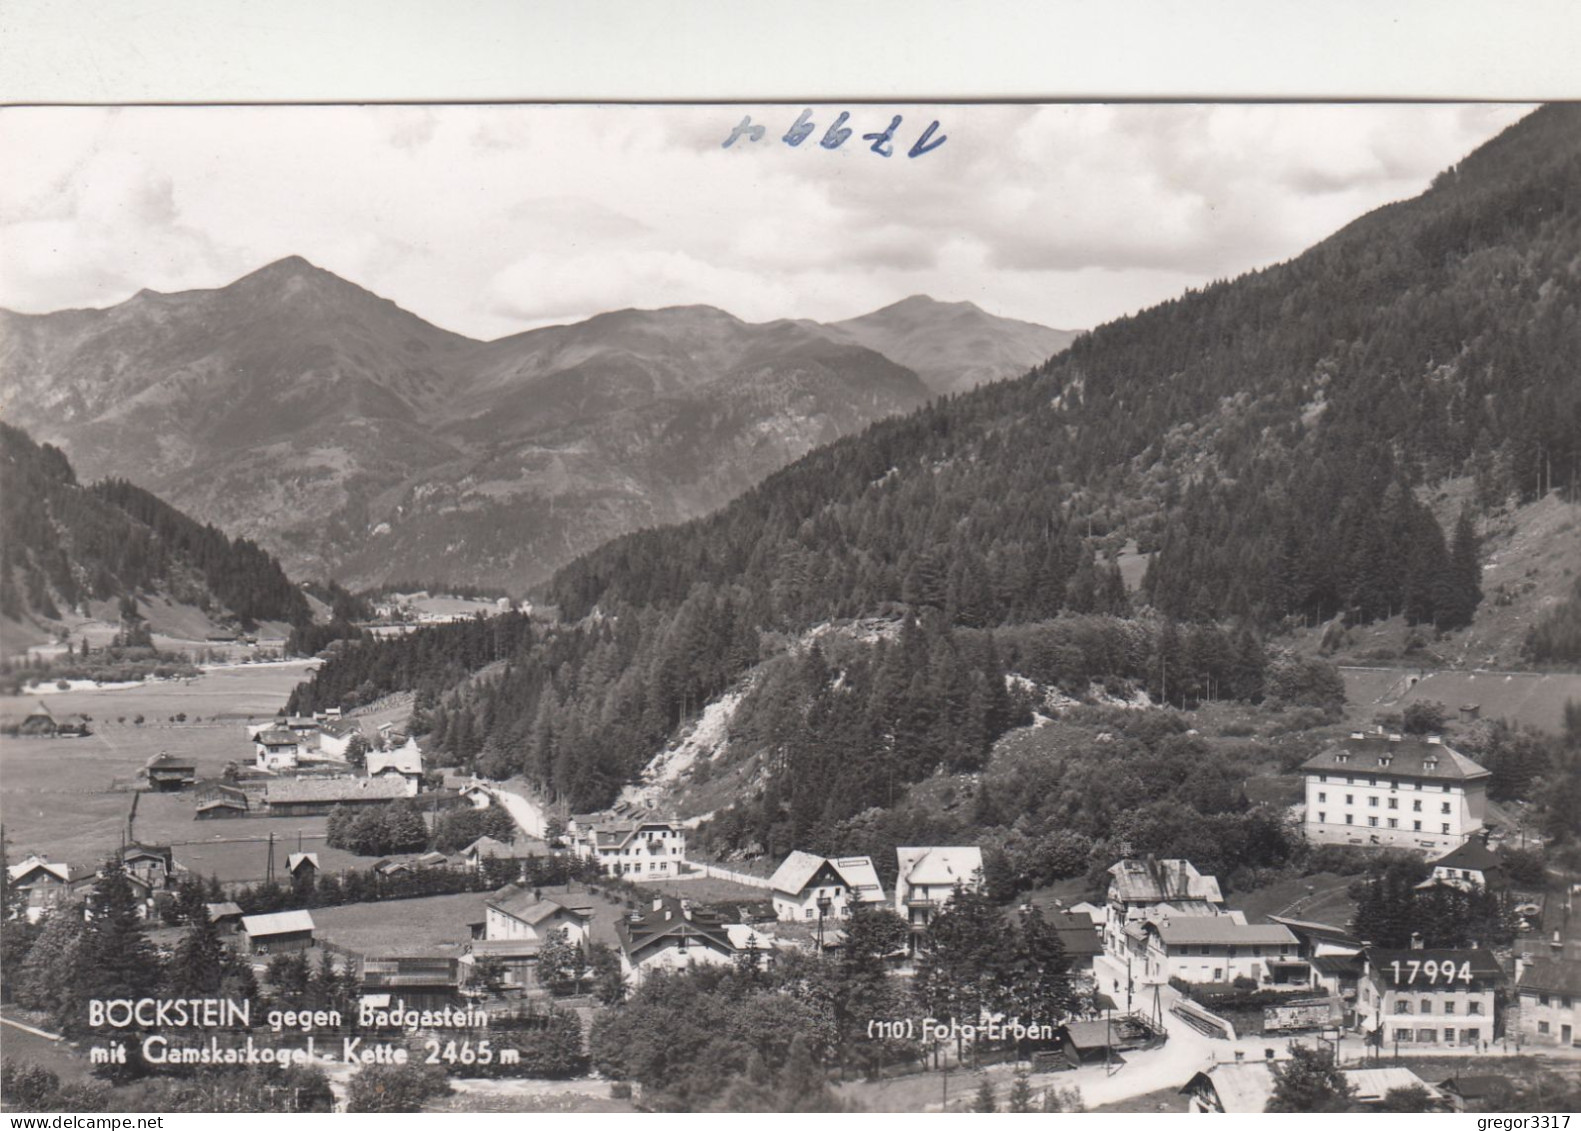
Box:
1342 666 1581 736
312 891 494 955
1225 871 1357 927
0 661 317 872
311 878 650 956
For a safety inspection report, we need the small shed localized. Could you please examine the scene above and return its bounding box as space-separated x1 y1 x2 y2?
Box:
242 909 316 954
145 753 198 791
286 852 320 879
206 901 245 936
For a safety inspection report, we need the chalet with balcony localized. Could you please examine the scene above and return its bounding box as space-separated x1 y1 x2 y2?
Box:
360 952 464 1012
894 845 983 944
1103 857 1226 960
769 851 886 923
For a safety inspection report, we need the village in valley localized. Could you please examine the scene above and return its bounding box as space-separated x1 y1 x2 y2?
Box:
3 99 1581 1117
2 649 1579 1112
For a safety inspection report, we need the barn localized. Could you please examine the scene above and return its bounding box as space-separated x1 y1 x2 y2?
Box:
242 909 317 954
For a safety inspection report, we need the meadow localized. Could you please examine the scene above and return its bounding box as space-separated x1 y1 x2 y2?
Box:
1341 666 1581 735
0 660 320 872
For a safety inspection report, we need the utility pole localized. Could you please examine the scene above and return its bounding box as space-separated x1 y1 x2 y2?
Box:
265 831 275 885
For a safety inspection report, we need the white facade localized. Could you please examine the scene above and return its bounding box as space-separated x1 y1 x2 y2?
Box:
1139 920 1300 985
1302 732 1489 855
769 851 885 922
574 818 687 879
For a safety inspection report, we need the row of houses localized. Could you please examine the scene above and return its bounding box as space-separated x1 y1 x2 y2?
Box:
6 844 182 922
1096 854 1581 1052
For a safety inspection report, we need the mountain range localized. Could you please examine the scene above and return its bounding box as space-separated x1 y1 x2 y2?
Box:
0 262 1075 592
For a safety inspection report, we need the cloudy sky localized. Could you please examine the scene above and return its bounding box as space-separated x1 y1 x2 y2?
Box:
0 103 1532 339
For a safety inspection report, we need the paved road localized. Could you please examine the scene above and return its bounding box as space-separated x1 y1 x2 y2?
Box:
483 782 548 839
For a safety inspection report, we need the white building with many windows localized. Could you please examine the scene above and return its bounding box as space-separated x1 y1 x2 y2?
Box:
1356 946 1502 1050
1300 729 1490 854
570 812 687 879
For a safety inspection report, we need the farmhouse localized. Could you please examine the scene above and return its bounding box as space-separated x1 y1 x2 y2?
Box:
13 703 91 738
769 851 886 923
121 844 176 888
484 889 592 945
615 896 739 986
1356 945 1502 1049
1512 957 1580 1048
5 854 92 922
264 775 411 816
1423 838 1505 892
254 727 304 771
1300 729 1491 854
143 752 197 792
241 909 316 954
894 846 983 940
571 811 687 879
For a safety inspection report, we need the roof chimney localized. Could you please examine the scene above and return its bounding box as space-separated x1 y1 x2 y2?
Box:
652 897 663 913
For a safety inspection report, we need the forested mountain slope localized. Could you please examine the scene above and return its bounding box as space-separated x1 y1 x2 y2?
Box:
0 421 310 637
546 104 1580 631
2 256 1064 590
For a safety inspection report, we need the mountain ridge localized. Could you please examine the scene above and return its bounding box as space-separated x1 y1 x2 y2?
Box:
1 264 1072 591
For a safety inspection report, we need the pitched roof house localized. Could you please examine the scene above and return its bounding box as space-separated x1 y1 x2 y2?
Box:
615 895 739 986
1424 839 1505 891
365 738 424 794
241 909 316 953
143 752 198 791
5 854 92 922
769 851 886 923
483 889 593 944
894 846 983 941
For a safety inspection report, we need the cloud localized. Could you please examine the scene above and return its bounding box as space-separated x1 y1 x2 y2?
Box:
0 103 1535 337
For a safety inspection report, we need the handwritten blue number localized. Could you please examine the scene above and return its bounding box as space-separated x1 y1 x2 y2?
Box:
722 117 766 149
783 109 815 147
863 115 901 157
908 120 947 158
819 111 852 150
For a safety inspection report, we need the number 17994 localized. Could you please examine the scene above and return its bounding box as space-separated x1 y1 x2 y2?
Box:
1389 958 1473 985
